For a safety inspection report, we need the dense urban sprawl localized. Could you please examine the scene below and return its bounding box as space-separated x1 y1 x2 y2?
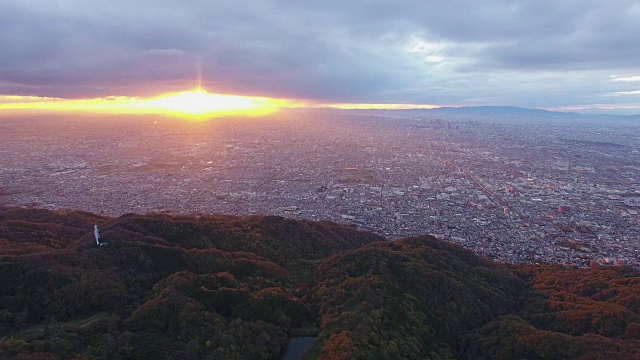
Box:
1 111 639 267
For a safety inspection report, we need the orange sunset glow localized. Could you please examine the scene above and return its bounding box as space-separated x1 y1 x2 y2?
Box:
0 91 448 118
0 89 299 119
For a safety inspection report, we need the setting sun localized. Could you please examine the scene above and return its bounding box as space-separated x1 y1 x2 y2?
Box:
140 89 289 117
0 89 297 119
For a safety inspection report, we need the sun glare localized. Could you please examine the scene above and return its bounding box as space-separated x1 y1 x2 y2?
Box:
0 89 296 119
141 89 288 117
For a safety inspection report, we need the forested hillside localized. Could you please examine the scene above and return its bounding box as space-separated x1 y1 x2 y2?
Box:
309 237 640 359
1 207 638 359
0 207 381 359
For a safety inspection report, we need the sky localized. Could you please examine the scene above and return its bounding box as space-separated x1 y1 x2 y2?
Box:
1 0 640 113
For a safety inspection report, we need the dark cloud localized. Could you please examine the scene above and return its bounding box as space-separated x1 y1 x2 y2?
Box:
1 0 639 110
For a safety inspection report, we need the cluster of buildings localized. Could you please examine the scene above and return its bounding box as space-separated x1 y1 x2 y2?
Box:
1 112 638 267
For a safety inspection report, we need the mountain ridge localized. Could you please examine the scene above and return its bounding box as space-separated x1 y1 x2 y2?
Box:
313 105 640 120
1 207 639 359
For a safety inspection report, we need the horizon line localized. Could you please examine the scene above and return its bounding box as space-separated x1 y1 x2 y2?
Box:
1 92 639 117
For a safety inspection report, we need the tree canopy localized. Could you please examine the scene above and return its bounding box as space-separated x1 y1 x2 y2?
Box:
0 207 638 359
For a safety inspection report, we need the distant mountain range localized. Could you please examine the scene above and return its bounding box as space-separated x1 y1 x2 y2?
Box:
320 105 640 120
412 105 571 117
1 207 639 359
422 105 640 119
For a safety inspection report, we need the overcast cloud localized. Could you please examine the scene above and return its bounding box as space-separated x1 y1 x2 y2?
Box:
1 0 639 111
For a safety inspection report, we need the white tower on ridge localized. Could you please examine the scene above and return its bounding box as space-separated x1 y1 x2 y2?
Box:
94 225 106 246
